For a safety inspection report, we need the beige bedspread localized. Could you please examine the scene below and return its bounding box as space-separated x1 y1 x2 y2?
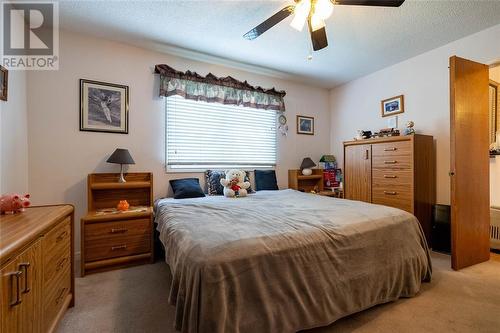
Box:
155 189 431 333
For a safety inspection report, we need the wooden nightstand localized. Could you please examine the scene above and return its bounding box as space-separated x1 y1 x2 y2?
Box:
288 169 324 193
81 173 154 276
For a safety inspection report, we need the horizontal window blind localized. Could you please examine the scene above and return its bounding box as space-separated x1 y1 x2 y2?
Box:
166 95 277 169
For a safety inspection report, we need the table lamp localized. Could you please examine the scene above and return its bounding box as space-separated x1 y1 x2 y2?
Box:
300 157 316 176
106 148 135 183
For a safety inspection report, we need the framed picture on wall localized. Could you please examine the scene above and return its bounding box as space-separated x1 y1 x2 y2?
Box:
0 66 8 101
297 115 314 135
80 79 129 134
381 95 404 117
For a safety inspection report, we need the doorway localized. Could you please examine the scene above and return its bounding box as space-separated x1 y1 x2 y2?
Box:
489 63 500 262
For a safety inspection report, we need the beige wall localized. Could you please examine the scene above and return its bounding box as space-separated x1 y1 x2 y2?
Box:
0 10 29 195
490 65 500 83
330 24 500 205
26 30 331 255
490 65 500 207
1 70 29 194
491 66 500 82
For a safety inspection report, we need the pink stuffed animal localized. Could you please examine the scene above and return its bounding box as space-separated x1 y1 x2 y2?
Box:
0 194 31 214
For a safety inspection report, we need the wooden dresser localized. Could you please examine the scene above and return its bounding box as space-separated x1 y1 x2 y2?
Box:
81 173 154 276
0 205 74 333
343 135 435 244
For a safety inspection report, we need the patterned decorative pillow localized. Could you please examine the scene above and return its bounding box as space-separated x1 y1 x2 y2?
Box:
205 170 226 195
244 172 254 194
205 170 253 195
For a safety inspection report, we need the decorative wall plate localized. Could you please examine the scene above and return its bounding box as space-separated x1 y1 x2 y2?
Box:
277 114 288 136
278 114 287 125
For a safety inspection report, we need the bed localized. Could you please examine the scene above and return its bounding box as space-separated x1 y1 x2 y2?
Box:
155 189 432 333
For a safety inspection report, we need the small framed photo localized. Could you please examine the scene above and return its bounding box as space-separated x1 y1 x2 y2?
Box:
80 79 129 134
297 115 314 135
0 66 8 101
381 95 404 117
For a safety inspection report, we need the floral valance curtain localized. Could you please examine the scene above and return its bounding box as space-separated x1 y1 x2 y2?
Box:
154 64 286 112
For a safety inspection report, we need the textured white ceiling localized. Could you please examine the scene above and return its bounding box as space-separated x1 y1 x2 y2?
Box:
57 0 500 88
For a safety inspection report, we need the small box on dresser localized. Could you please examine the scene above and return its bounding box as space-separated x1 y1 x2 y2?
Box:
81 173 154 276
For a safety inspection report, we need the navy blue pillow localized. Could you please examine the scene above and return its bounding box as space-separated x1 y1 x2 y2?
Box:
254 170 278 191
170 178 205 199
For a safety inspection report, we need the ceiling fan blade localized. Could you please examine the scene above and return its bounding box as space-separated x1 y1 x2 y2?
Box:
308 19 328 51
334 0 405 7
243 5 295 40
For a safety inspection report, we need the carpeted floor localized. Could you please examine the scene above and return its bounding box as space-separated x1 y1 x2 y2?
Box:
57 252 500 333
490 251 500 262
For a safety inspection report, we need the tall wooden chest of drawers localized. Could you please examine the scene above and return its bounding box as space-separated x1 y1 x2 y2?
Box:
343 135 435 244
0 205 74 333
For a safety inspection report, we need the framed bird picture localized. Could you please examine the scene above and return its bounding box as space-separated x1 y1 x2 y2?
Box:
80 79 129 134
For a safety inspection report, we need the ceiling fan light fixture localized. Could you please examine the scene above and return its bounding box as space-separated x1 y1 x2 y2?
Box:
290 0 311 31
310 12 326 32
290 15 306 31
315 0 334 20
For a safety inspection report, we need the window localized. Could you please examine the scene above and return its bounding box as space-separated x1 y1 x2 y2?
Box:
166 95 277 170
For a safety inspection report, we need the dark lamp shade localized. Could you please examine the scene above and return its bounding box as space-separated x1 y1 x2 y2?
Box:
300 157 316 170
106 149 135 165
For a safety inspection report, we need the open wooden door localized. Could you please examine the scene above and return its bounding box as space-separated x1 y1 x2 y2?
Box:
450 56 490 270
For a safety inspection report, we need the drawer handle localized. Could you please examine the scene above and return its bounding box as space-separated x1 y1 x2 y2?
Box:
384 161 397 164
384 147 397 151
111 245 127 251
110 228 128 234
18 263 30 294
56 257 68 272
384 191 398 195
9 271 23 307
384 175 397 178
56 230 68 243
55 287 67 305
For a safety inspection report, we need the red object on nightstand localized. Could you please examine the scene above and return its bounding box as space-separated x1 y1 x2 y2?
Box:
117 200 130 211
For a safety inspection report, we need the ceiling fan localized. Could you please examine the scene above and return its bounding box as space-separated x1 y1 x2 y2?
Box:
243 0 405 52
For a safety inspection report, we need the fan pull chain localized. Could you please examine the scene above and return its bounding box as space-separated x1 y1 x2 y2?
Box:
307 31 313 61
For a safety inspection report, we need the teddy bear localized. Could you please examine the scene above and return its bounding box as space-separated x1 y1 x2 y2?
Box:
0 194 31 214
220 169 250 198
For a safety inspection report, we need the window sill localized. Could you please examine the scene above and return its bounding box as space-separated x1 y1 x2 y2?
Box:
165 166 275 173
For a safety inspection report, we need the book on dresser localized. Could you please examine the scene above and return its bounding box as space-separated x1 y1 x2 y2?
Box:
0 205 74 333
343 134 435 245
81 172 154 276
